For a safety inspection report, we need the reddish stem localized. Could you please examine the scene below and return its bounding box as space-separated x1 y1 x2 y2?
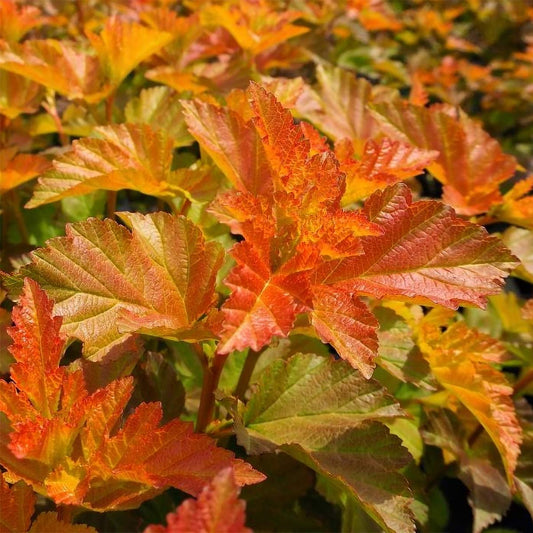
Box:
196 349 228 433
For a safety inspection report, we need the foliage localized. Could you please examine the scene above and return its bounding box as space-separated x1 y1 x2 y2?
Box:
0 0 532 531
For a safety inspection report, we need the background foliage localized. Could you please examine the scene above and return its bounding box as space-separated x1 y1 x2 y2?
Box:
1 1 533 532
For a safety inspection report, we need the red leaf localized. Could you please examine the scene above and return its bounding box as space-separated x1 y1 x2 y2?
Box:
144 468 250 533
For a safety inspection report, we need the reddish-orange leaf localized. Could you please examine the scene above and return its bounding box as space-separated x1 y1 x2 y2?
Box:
313 183 518 308
182 99 274 195
372 101 517 215
311 285 379 378
0 147 50 195
4 213 224 358
336 137 438 204
144 468 250 533
0 280 264 512
0 473 35 533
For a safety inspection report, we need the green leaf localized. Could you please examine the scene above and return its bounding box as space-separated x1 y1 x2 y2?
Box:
241 353 403 453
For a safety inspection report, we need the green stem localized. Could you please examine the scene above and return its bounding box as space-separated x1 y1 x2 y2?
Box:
196 348 228 433
234 349 262 400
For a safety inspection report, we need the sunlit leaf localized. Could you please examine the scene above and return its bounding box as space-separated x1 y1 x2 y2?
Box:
420 317 522 484
0 70 43 119
371 101 517 215
86 16 173 89
0 474 35 533
0 279 264 512
313 183 518 308
27 124 196 207
0 147 50 195
3 214 224 358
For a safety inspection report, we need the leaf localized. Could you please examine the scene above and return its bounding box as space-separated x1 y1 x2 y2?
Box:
0 279 264 511
182 98 275 195
371 101 517 215
502 227 533 283
0 39 110 103
336 137 438 204
419 319 523 484
238 352 413 532
422 411 512 533
282 427 414 533
0 474 35 533
0 147 50 195
0 70 43 119
373 306 436 390
4 213 224 358
310 285 379 379
294 66 394 156
198 0 308 56
27 123 180 207
144 468 251 533
240 352 403 453
85 16 173 89
28 513 97 533
495 176 533 230
313 183 518 309
0 0 47 43
190 83 379 362
124 86 194 147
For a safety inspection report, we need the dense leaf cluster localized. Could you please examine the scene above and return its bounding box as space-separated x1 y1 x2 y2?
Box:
0 1 532 532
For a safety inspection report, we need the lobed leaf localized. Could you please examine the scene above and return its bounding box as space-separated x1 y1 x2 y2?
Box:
313 183 518 308
371 101 517 215
0 474 35 533
0 147 50 195
27 123 179 207
0 280 264 512
3 213 224 358
144 468 251 533
241 352 404 453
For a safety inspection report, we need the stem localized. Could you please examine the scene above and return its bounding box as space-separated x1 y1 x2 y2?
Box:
514 369 533 395
105 92 115 124
42 100 68 147
106 191 117 219
56 504 77 523
234 349 262 400
7 190 29 245
196 350 228 433
467 423 484 448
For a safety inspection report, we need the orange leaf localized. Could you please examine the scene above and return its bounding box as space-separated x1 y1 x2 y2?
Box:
0 39 109 103
494 176 533 230
4 214 224 358
0 147 50 195
311 285 379 378
144 468 251 533
27 124 186 208
336 137 438 204
420 319 522 485
0 70 43 119
372 101 517 215
0 0 47 43
0 473 35 533
0 280 264 511
313 184 518 308
86 16 173 89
